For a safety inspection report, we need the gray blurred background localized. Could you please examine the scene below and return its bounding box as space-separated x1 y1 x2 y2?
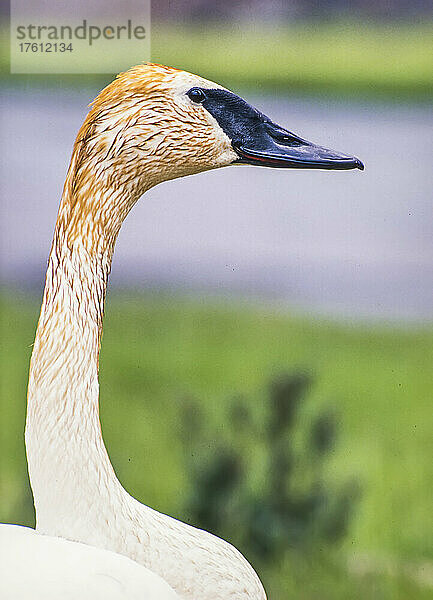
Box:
1 90 432 319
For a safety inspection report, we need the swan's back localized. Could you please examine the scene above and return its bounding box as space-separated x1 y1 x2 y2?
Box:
0 524 179 600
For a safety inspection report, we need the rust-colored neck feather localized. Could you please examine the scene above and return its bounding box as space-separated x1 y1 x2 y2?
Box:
25 110 140 535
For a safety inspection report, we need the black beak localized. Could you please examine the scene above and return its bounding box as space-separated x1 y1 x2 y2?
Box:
187 87 364 172
232 121 364 171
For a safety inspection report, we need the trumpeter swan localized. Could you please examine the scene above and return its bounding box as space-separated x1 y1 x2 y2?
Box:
4 63 363 599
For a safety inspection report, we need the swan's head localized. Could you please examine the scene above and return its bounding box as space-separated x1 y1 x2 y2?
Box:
81 63 363 193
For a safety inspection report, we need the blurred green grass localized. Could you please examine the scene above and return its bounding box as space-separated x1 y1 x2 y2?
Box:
151 23 433 99
2 22 432 98
1 289 432 598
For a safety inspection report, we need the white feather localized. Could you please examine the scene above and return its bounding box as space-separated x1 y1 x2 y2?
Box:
0 524 179 600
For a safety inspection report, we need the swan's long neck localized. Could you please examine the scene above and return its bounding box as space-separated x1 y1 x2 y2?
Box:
25 99 266 600
26 151 142 538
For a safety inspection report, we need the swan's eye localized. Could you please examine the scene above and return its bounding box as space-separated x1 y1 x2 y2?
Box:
187 88 206 104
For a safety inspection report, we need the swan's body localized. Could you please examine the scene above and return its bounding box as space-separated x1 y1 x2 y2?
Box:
0 524 179 599
5 64 362 597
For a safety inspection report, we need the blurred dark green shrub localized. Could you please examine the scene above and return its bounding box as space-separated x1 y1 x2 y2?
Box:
180 372 360 564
